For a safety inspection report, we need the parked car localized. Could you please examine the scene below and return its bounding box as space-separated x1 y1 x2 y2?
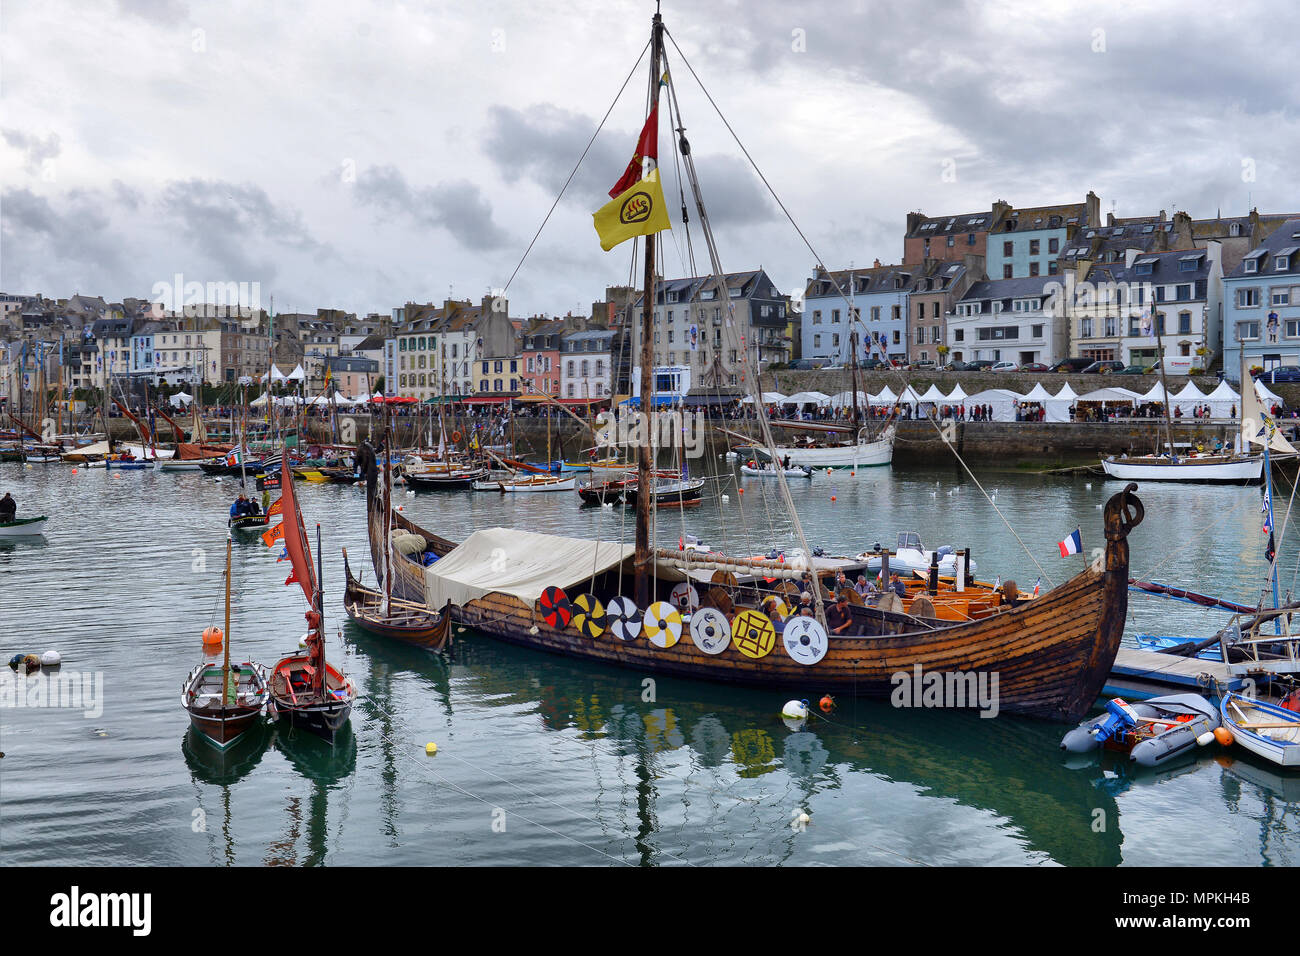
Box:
1263 366 1300 383
990 361 1019 372
859 358 886 370
911 360 937 371
1082 360 1126 374
965 360 995 371
1019 362 1050 372
787 359 823 370
944 361 971 371
1115 365 1149 375
1049 358 1093 373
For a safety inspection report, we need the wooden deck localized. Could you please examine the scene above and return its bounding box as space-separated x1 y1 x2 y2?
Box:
1105 646 1239 699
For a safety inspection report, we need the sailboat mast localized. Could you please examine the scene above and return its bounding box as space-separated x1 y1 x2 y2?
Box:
1154 315 1176 457
222 536 232 706
634 10 664 607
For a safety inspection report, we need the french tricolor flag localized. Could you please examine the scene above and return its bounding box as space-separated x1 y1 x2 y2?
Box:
1058 529 1083 557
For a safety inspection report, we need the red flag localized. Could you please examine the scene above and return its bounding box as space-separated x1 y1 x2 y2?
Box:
609 105 659 197
268 496 283 517
261 523 285 548
285 568 299 587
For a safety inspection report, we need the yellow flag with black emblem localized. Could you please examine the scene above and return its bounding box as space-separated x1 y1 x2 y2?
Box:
592 169 672 252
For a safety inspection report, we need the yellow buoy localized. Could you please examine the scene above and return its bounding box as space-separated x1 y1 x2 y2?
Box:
425 742 438 755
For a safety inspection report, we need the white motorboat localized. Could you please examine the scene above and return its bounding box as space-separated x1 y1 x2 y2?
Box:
740 462 813 478
773 425 894 469
496 475 577 493
855 531 975 576
1101 454 1262 483
0 516 48 538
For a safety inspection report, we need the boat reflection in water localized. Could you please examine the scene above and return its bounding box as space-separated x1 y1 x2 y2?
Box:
265 724 358 867
181 723 273 866
424 636 1125 866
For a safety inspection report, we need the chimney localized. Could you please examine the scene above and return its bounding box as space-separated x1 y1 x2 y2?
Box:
906 212 925 235
1085 190 1100 226
873 258 882 268
1107 211 1116 226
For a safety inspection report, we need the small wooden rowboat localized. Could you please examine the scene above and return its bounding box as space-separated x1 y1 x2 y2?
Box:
342 548 450 649
181 661 269 748
1220 692 1300 767
0 516 48 538
229 513 270 534
267 654 355 742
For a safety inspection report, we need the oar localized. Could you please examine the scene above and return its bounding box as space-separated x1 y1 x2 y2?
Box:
1233 720 1300 729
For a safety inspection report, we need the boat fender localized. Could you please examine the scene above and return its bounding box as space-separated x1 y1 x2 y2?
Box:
1213 727 1234 747
1195 731 1216 747
781 699 809 720
937 546 954 557
41 650 61 667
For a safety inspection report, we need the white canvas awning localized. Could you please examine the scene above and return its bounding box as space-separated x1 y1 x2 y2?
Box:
870 385 898 404
1171 381 1207 415
1054 382 1079 402
946 384 968 402
287 364 307 382
424 529 637 608
250 391 270 407
1140 382 1170 404
918 384 947 404
898 385 924 406
263 365 287 383
1256 378 1283 407
741 391 787 404
168 391 193 407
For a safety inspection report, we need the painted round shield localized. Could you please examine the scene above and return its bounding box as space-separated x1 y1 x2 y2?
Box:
571 593 607 639
670 581 700 612
644 601 683 648
782 616 829 665
732 608 777 660
689 606 731 655
538 586 572 629
607 596 642 642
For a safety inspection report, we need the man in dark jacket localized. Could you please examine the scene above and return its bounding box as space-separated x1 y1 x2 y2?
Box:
0 492 15 522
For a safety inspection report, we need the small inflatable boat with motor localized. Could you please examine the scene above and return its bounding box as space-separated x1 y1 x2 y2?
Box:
1060 694 1222 768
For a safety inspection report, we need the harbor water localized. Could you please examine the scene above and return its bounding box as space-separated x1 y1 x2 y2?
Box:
1 457 1297 866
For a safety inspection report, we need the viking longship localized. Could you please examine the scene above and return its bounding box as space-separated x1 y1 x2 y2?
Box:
357 7 1145 722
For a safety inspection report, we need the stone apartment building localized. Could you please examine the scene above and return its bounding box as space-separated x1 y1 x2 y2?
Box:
903 203 1010 266
985 193 1099 280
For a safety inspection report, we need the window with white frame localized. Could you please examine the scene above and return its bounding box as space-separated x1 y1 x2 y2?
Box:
1238 321 1260 340
1272 288 1290 307
1238 288 1260 308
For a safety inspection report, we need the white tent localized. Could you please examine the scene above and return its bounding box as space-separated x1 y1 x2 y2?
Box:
870 385 898 405
249 391 270 407
946 384 968 403
263 365 287 384
168 391 193 407
1204 380 1240 419
1256 378 1283 408
786 390 832 406
963 388 1021 421
286 364 307 382
1140 382 1171 405
333 391 358 406
741 390 787 404
829 390 871 408
1017 382 1072 422
1078 387 1140 405
1052 383 1080 423
1170 381 1208 416
897 385 924 407
918 384 948 404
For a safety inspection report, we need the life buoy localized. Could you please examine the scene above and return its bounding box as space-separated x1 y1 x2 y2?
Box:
451 430 462 443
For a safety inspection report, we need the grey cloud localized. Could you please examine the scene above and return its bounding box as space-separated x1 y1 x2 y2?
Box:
1 187 127 293
352 165 513 252
2 129 62 174
159 179 329 282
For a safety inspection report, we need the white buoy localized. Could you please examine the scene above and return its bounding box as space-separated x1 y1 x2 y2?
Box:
41 650 62 667
721 494 730 502
1085 483 1092 490
797 811 811 825
781 699 809 719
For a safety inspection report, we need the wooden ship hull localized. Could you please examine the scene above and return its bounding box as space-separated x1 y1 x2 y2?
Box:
267 655 355 743
368 458 1145 721
342 548 450 649
181 662 269 749
1101 455 1262 484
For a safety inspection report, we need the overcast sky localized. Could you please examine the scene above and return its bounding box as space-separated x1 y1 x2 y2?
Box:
2 0 1296 319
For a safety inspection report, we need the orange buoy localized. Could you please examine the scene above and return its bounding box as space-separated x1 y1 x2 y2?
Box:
1213 726 1234 747
71 467 78 474
819 695 835 713
738 488 744 495
825 468 831 475
201 626 224 646
830 495 836 501
850 471 856 477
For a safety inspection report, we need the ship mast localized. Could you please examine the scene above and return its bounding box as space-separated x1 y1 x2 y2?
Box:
633 9 664 607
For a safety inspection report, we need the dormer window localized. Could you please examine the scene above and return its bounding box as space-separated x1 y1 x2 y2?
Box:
1245 258 1259 274
1230 223 1242 237
1135 260 1154 276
